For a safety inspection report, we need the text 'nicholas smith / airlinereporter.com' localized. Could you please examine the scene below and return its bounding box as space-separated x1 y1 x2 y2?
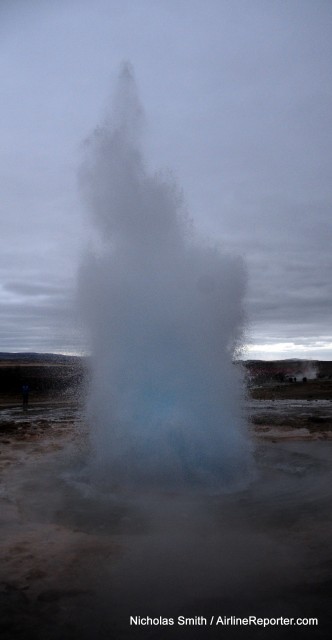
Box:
130 615 319 628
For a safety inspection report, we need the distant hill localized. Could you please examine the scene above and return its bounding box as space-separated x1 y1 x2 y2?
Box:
244 359 332 382
1 353 331 376
0 353 86 400
0 352 82 365
1 353 332 402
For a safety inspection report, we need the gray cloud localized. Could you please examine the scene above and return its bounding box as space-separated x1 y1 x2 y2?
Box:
0 0 331 357
4 282 69 297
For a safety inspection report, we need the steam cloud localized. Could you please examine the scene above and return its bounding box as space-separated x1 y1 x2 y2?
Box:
78 63 251 489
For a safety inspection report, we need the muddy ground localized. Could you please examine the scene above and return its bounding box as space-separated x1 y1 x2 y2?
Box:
1 370 332 639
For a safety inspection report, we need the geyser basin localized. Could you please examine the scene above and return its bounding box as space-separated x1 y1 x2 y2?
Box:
78 63 251 489
1 424 332 640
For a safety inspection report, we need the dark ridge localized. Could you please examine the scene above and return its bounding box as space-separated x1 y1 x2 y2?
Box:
0 352 83 364
0 353 88 402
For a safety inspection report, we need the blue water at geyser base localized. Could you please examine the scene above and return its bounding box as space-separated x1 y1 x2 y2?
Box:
78 63 252 491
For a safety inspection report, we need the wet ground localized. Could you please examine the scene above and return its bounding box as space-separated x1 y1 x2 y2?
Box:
1 401 332 639
248 398 332 440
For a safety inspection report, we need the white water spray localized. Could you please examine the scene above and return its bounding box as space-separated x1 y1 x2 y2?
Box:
78 63 251 489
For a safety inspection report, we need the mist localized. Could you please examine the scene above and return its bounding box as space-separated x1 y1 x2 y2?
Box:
78 63 251 490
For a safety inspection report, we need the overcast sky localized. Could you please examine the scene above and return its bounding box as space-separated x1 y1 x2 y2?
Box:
1 0 331 359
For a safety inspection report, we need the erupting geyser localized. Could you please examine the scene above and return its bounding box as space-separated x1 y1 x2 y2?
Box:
78 63 251 489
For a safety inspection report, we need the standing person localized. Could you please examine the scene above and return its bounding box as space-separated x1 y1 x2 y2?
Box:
22 384 29 409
